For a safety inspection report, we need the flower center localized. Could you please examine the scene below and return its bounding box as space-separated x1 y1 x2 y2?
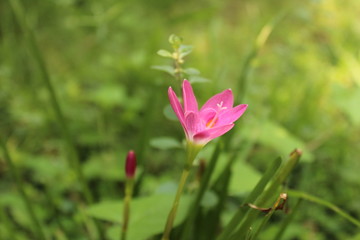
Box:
205 102 227 128
206 116 218 128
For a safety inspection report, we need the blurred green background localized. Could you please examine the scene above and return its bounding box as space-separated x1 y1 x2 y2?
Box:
1 0 360 239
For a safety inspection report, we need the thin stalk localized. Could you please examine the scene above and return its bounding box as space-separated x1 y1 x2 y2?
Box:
0 138 46 240
121 179 134 240
161 167 191 240
173 46 183 86
250 193 287 240
287 189 360 228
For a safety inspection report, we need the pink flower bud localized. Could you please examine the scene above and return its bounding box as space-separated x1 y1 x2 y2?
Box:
125 150 137 179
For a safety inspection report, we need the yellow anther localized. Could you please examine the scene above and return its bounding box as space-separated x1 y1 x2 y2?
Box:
206 117 217 128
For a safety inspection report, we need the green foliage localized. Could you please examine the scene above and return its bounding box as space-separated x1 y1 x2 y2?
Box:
1 0 360 239
86 194 192 240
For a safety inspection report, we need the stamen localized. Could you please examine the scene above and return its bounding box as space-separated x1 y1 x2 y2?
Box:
217 101 227 110
206 117 217 128
206 103 226 129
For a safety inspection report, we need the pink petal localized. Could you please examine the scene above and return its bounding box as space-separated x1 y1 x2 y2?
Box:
200 89 234 111
185 111 200 137
168 87 185 127
216 104 248 126
193 124 234 144
199 108 217 124
182 80 198 112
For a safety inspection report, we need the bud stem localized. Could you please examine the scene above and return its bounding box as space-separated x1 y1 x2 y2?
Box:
121 178 134 240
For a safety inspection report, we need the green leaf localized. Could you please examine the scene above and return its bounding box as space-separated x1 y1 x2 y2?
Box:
86 194 192 240
151 65 175 76
179 44 193 58
188 76 210 83
183 67 200 76
157 49 173 58
169 34 182 48
163 104 178 121
150 137 182 150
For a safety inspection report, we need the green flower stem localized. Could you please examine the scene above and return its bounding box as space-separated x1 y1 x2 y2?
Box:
180 141 222 240
161 142 202 240
161 167 191 240
121 178 134 240
0 138 46 240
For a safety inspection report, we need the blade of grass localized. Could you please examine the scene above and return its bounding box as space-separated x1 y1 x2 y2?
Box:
250 193 288 240
228 149 301 240
273 198 302 240
0 138 46 240
223 11 288 149
217 157 282 240
287 189 360 228
237 10 288 103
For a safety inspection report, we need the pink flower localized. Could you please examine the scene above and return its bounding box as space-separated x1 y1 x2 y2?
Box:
168 80 248 146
